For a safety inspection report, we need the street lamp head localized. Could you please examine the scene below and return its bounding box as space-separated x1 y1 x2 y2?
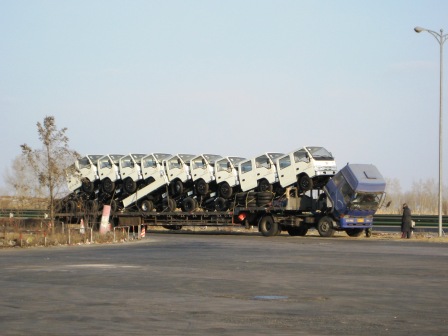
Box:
414 26 425 33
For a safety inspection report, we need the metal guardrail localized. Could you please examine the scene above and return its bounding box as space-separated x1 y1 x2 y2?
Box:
373 214 448 228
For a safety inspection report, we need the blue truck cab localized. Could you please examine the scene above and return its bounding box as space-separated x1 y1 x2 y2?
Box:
319 163 386 237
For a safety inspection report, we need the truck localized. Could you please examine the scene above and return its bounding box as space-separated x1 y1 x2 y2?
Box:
57 163 387 238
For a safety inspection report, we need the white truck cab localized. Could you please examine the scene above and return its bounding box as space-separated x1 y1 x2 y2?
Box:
76 154 103 193
163 154 196 196
121 153 171 210
275 146 337 191
214 156 246 198
119 154 146 194
97 154 124 194
65 163 82 193
190 154 222 195
238 153 284 192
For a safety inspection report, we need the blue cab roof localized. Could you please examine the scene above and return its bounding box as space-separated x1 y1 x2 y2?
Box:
341 164 386 193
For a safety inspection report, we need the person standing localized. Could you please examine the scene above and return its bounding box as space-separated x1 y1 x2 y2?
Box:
401 203 413 239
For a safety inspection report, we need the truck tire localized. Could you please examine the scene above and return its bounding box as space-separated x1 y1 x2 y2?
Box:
182 197 197 212
257 179 273 192
247 192 257 207
287 226 308 236
86 200 98 212
102 178 115 194
140 200 153 212
196 179 209 195
298 175 313 192
346 228 363 237
123 177 136 194
214 197 228 211
259 216 279 237
219 182 233 199
170 180 183 196
82 179 94 193
66 200 76 213
317 216 335 237
256 192 273 207
168 198 177 211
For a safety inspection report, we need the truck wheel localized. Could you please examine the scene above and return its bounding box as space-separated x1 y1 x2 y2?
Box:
66 200 76 213
219 182 233 199
298 175 313 192
196 179 209 195
287 227 308 236
170 180 183 196
140 200 154 212
86 200 98 212
257 179 273 192
256 192 273 207
123 177 136 194
214 197 228 211
317 216 335 237
259 216 279 237
182 197 197 212
168 198 177 211
346 228 363 237
82 179 94 193
102 178 115 194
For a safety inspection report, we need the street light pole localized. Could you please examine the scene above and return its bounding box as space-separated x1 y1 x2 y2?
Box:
415 26 448 237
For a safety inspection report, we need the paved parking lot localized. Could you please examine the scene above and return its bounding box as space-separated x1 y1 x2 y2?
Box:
0 232 447 335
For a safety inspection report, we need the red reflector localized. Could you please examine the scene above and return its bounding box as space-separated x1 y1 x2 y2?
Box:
238 213 246 221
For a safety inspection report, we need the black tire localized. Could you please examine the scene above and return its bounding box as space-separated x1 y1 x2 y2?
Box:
66 200 76 213
170 180 183 196
109 199 118 212
256 191 273 207
82 179 94 193
214 197 228 211
257 179 273 192
247 192 257 207
317 216 335 237
86 200 98 212
123 177 136 194
102 178 115 194
219 182 233 199
168 198 177 211
140 200 154 212
298 175 313 192
182 197 197 212
196 179 209 196
235 192 247 206
346 228 364 237
287 227 308 236
259 216 279 237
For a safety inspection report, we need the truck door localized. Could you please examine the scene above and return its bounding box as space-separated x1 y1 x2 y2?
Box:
238 159 257 191
277 154 296 188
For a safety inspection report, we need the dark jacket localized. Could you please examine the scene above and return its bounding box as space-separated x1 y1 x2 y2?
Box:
401 206 412 232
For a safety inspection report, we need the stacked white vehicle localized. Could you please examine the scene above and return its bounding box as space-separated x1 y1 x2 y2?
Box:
61 146 337 213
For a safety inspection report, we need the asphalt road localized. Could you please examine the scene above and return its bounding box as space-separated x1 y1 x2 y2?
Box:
1 231 447 336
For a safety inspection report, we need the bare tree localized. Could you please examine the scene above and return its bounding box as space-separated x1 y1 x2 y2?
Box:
20 116 79 232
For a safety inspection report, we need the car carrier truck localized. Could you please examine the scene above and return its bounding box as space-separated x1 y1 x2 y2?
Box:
57 163 387 238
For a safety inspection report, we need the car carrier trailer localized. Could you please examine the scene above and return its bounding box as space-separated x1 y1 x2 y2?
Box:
57 163 387 238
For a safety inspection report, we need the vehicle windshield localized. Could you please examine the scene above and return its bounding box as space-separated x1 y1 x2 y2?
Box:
349 192 383 211
306 147 334 160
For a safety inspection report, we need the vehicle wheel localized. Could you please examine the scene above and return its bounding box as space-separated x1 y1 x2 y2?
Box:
182 197 197 212
109 199 118 212
140 200 154 212
256 191 273 207
219 182 233 199
170 180 183 196
82 179 94 193
346 228 364 237
66 200 77 213
317 216 335 237
259 216 279 237
287 226 308 236
235 192 247 206
102 178 115 194
168 198 177 211
298 175 313 192
123 177 136 194
247 192 257 207
196 179 209 196
214 197 228 211
86 200 98 212
365 228 372 238
257 179 273 192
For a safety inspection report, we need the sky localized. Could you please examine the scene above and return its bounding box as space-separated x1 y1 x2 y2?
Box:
1 0 448 193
